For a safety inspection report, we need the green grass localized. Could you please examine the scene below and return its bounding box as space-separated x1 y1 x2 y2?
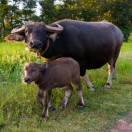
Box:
0 42 132 132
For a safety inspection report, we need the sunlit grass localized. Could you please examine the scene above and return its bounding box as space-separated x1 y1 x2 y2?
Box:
0 42 132 131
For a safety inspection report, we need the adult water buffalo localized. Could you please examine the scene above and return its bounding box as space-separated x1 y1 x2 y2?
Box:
6 19 124 90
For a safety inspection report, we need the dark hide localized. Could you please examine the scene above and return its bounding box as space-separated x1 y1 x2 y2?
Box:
6 19 124 76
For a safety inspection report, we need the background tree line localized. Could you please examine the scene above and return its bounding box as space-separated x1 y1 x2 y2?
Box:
0 0 132 41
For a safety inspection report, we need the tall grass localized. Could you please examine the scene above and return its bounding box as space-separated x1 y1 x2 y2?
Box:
0 42 132 131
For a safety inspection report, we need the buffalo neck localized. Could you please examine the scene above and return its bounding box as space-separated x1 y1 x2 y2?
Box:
41 37 64 60
35 64 49 88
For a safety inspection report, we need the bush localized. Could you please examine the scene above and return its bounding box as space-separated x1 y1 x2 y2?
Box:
128 33 132 42
121 26 132 41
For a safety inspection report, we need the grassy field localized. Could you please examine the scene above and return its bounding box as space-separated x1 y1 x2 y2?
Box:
0 42 132 132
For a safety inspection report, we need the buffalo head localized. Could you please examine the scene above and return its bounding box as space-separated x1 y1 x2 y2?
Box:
23 62 40 84
5 22 63 52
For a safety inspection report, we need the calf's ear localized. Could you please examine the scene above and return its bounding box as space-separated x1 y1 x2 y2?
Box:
4 34 25 42
38 64 48 72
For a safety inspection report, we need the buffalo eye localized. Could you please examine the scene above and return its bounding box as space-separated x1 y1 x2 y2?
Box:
25 29 29 35
25 30 28 34
32 69 36 72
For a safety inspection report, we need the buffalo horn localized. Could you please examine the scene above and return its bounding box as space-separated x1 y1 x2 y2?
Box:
45 24 63 33
11 25 25 34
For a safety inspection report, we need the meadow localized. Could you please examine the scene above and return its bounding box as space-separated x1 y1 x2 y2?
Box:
0 42 132 132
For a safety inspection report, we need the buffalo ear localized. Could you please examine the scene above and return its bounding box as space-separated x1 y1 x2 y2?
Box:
48 33 58 42
38 63 48 72
4 34 25 42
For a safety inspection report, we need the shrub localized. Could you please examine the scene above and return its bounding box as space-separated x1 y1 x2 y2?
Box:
128 33 132 42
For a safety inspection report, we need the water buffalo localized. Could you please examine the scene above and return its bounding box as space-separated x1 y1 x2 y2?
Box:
23 57 85 118
6 19 124 89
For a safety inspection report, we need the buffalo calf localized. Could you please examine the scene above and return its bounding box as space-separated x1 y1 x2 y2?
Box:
23 57 85 119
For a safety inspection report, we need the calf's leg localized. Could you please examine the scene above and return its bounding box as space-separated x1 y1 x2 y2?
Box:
76 83 85 108
42 90 52 119
60 84 73 109
37 88 55 111
36 88 44 106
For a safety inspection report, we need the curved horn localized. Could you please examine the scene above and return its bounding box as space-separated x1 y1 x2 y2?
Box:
45 24 63 33
11 25 25 34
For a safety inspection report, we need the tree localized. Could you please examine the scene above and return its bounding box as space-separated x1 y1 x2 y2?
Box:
21 0 37 22
0 0 131 41
39 0 57 23
56 0 81 20
0 0 9 38
7 0 22 29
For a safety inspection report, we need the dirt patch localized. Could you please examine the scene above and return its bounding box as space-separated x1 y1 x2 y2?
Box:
111 112 132 132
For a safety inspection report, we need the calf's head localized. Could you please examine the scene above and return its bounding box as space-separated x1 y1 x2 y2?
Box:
23 62 40 84
6 22 63 52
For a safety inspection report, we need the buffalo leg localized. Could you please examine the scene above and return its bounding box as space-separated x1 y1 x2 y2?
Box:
82 73 95 91
60 85 73 109
112 65 118 80
79 59 94 90
42 90 52 118
104 63 115 89
105 46 121 88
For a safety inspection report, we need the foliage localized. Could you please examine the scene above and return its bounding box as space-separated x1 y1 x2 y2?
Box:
0 42 132 131
128 33 132 42
0 0 37 41
0 0 132 41
20 0 37 22
39 0 57 23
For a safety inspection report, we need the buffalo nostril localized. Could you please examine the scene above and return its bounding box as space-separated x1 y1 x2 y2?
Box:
34 42 42 47
30 42 34 47
38 42 42 47
24 77 30 82
31 40 42 48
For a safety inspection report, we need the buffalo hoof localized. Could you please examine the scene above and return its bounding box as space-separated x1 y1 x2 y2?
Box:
104 83 111 89
49 105 56 111
40 117 48 122
41 114 48 121
77 102 85 109
59 105 66 110
89 86 95 91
